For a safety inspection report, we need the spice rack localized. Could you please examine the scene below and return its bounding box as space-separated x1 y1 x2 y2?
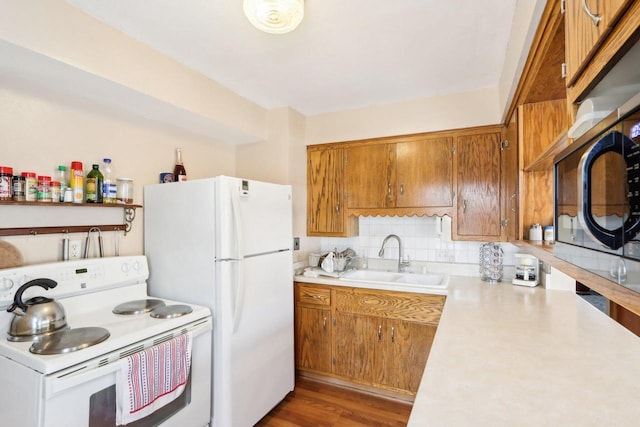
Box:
0 201 141 237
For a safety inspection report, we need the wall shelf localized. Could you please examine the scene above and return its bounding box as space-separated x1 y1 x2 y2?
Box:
0 202 141 237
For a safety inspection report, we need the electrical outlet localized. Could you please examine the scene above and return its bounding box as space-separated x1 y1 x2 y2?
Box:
293 237 300 251
69 240 82 259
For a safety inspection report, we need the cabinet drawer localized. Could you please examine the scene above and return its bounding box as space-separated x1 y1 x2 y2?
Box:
296 283 331 306
335 288 445 324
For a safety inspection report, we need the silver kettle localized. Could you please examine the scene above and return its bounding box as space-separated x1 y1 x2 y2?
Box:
6 278 68 342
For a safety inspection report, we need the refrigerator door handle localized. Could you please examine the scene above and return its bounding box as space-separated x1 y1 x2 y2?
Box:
230 180 245 260
232 260 245 333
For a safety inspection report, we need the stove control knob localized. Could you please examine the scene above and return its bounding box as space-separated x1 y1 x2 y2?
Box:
121 263 130 273
0 277 14 291
133 260 141 271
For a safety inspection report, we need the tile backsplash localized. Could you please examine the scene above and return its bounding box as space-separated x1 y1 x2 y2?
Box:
320 215 518 266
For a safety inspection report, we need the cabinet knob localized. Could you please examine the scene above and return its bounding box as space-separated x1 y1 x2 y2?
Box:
400 184 404 195
323 316 327 329
391 326 395 343
377 324 382 341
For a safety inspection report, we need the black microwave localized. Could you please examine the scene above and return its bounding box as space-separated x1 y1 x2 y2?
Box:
554 92 640 289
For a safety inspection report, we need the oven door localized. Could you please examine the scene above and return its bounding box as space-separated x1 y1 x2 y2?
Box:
41 319 211 427
577 130 640 250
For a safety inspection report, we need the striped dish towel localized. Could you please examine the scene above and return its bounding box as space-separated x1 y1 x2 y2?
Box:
116 333 192 425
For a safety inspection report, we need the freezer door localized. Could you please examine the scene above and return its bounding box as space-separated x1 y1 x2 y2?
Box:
216 176 292 259
214 251 294 427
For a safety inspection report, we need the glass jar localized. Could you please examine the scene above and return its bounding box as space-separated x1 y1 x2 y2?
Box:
116 178 134 204
0 166 12 201
22 172 37 202
12 175 25 202
50 181 61 203
37 176 52 203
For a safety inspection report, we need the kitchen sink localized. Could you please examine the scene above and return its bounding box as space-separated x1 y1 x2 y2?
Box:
340 269 449 289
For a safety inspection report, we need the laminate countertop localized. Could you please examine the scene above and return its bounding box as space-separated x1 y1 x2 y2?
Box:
407 276 640 426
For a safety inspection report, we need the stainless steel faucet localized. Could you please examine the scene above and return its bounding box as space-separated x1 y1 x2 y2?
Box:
378 234 410 272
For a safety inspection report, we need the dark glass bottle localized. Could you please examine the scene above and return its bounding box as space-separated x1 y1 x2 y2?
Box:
86 164 103 203
173 148 187 182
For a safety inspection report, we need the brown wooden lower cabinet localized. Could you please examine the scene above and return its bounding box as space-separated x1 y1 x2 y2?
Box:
295 306 332 373
294 281 444 398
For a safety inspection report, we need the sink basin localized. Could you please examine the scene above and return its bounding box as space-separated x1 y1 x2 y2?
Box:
340 269 449 289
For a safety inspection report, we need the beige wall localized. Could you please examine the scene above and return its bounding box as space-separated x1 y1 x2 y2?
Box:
0 0 267 144
498 0 546 121
0 85 236 264
236 108 318 263
305 87 502 145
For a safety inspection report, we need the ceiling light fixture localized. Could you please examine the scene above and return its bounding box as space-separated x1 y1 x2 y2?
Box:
243 0 304 34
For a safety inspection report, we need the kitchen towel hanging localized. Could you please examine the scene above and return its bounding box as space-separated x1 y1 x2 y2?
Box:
116 333 192 425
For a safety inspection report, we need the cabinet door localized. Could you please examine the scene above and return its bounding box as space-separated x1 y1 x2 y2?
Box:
333 311 377 383
565 0 630 85
455 131 502 239
396 137 453 207
345 144 395 208
307 148 344 235
295 306 332 374
386 321 436 393
502 114 519 241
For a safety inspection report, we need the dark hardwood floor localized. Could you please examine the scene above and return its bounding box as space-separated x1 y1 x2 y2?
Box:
255 377 412 427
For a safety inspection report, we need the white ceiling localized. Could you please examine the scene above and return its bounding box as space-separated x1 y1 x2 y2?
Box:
65 0 518 116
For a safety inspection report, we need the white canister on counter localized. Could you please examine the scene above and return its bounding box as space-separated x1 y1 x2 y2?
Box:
530 224 543 241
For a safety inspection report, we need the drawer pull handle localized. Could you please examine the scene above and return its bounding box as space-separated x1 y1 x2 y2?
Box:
377 324 382 341
311 295 322 299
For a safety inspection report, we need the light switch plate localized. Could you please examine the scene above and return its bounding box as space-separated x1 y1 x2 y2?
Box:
293 237 300 251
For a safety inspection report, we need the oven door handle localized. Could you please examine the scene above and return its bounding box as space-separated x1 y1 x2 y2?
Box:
45 320 211 397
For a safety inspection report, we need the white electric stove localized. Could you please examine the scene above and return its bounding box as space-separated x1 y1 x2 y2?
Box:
0 256 212 427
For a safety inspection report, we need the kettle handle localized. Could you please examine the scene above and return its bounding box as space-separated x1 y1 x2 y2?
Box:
6 278 58 313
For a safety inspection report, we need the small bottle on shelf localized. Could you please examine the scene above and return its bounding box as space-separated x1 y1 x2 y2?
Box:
70 161 84 204
173 148 187 182
55 165 69 202
86 164 103 203
102 158 117 204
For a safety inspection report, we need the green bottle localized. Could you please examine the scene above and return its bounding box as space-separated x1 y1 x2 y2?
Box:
86 164 103 203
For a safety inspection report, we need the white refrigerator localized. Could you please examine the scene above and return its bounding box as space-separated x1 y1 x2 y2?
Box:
143 176 294 427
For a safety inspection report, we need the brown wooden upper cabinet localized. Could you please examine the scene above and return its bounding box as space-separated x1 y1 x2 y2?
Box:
453 129 503 240
565 0 630 86
396 138 454 208
307 147 358 237
344 137 453 210
344 143 395 209
307 126 504 240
